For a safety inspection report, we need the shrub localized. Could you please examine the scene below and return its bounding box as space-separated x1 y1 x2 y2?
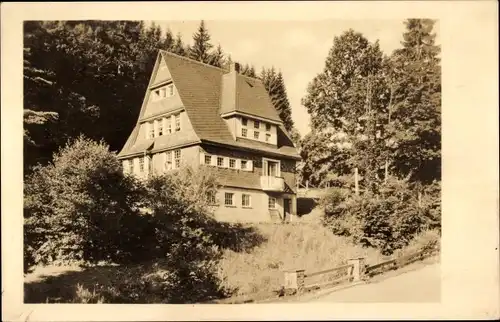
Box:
24 136 147 272
322 177 441 255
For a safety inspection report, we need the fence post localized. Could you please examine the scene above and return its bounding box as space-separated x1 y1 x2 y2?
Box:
348 257 366 282
283 269 305 295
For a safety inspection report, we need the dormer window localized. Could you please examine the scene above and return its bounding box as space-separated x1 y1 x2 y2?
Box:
254 120 260 129
152 83 175 101
242 118 248 126
266 123 271 131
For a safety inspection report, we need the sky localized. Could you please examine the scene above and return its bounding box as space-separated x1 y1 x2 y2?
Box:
151 20 440 137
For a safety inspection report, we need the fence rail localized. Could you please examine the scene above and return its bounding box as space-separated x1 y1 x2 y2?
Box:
208 246 439 304
305 263 353 278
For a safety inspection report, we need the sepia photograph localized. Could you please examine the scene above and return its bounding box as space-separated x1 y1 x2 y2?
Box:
2 1 499 321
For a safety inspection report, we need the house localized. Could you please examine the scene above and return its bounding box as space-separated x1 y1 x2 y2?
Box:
117 50 301 223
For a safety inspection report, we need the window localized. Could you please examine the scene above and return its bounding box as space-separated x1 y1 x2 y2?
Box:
240 160 247 170
242 118 248 126
217 156 224 167
175 114 181 132
166 117 172 134
265 133 271 142
224 192 234 206
266 123 271 131
165 151 172 171
153 84 175 101
139 157 145 172
207 191 217 205
229 159 236 169
242 194 251 207
241 128 247 137
268 197 276 209
204 155 212 165
158 120 163 136
254 120 260 129
174 149 181 168
254 131 260 140
149 122 154 138
129 159 134 173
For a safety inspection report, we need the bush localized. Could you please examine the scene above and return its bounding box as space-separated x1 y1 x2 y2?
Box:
24 136 149 272
322 177 441 255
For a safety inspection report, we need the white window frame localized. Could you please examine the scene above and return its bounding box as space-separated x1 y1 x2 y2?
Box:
130 159 135 173
242 194 251 208
164 151 173 171
158 119 163 136
165 117 172 134
254 120 260 129
217 156 224 167
175 113 181 132
268 196 276 209
207 191 217 205
241 128 247 138
265 133 271 142
262 157 281 177
240 160 247 170
254 131 260 140
266 123 271 132
229 158 236 169
174 149 181 169
152 83 175 101
224 192 234 206
242 117 248 126
204 154 212 165
149 121 155 139
139 157 145 172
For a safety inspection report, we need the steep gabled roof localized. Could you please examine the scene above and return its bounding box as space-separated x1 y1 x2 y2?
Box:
119 50 299 160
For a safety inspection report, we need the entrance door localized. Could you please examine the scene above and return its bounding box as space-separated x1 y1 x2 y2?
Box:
283 198 291 222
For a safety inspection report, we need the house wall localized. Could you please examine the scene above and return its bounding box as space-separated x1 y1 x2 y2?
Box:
210 187 296 223
201 145 298 193
150 145 200 174
226 116 278 145
138 110 194 141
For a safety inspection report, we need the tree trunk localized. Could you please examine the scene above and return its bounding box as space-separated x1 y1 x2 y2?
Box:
354 168 359 195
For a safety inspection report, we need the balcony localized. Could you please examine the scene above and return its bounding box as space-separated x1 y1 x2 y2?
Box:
260 176 285 192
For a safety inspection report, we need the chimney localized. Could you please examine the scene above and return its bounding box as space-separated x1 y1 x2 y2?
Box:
230 62 240 73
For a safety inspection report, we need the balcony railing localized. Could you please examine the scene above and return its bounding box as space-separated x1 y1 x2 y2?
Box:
260 176 285 192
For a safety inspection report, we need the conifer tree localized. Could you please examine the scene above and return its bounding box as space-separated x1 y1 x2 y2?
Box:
172 33 187 56
208 44 225 68
163 28 175 51
188 20 213 64
260 67 295 132
388 19 441 183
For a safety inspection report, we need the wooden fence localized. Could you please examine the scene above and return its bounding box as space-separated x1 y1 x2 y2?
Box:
210 246 439 304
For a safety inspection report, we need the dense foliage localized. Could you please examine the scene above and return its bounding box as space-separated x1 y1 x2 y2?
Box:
322 178 440 254
24 136 147 270
300 20 441 253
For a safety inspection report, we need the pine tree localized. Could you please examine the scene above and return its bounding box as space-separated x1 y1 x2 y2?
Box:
208 44 225 68
163 28 175 51
260 67 295 132
388 19 441 183
188 20 213 63
172 33 187 56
